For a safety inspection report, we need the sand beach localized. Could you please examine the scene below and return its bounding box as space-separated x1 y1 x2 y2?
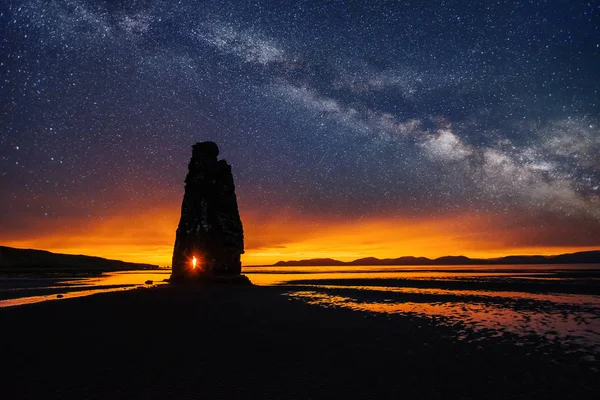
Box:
2 279 598 399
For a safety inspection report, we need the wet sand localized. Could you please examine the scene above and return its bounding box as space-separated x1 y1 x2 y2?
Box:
1 284 598 399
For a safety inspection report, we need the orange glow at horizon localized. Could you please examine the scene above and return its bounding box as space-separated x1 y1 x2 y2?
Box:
1 206 598 266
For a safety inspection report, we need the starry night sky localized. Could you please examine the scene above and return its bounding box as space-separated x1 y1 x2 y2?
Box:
1 0 599 265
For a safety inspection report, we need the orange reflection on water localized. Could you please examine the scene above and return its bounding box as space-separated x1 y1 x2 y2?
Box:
313 284 600 306
62 271 171 287
0 271 172 308
243 265 548 286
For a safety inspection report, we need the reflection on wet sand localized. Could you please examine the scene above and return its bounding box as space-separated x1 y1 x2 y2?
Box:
285 283 600 357
0 286 139 307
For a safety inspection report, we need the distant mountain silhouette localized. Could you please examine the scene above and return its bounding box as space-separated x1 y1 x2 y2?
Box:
0 246 159 271
273 258 346 266
273 250 600 266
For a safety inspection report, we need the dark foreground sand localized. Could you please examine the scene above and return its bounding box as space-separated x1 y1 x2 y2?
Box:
1 284 598 399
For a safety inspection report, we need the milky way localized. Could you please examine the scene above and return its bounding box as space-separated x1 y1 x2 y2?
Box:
1 1 599 261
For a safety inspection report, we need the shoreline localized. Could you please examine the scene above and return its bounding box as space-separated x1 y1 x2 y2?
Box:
2 284 598 398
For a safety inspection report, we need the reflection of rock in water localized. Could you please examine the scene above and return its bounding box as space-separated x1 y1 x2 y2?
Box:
171 142 245 281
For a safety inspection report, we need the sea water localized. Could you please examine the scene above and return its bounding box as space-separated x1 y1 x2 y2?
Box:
1 265 599 359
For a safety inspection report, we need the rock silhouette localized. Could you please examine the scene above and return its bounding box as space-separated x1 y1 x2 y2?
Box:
171 142 245 281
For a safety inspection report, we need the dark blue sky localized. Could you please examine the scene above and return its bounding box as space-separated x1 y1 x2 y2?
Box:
1 0 599 258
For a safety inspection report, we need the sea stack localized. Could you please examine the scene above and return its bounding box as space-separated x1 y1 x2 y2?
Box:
171 141 247 283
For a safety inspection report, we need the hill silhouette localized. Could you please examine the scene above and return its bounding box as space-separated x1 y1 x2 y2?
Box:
273 250 600 266
0 246 159 272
